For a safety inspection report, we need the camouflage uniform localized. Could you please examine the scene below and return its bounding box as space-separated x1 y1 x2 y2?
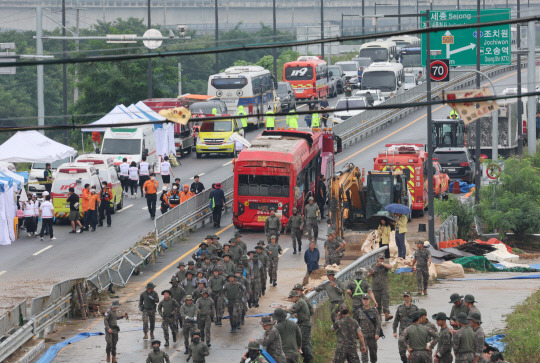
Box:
275 317 302 363
285 213 304 252
315 279 345 323
414 248 431 291
303 203 320 241
264 214 282 243
392 303 418 361
230 243 243 264
139 290 160 335
472 326 485 361
146 349 170 363
235 271 251 322
256 247 270 293
196 294 216 344
157 297 180 344
170 284 186 328
355 305 381 363
223 280 246 331
401 323 438 363
450 303 469 322
103 307 124 358
370 263 391 315
325 237 344 265
222 259 236 277
331 315 361 363
435 326 453 363
187 338 210 363
266 242 283 284
254 326 287 363
179 302 198 351
288 297 313 362
208 274 226 321
467 305 481 320
248 258 264 306
182 277 197 297
453 325 476 363
346 279 372 312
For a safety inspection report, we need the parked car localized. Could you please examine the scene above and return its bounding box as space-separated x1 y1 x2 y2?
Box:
276 82 296 112
335 61 360 88
433 147 475 184
331 96 368 124
403 73 417 91
328 64 346 94
354 89 385 106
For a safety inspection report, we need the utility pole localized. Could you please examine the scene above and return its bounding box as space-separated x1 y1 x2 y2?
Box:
62 0 68 144
474 0 481 204
516 0 523 155
362 0 365 35
36 5 45 133
320 0 324 58
147 0 153 98
527 21 536 154
398 0 401 31
426 10 435 247
215 0 219 73
178 62 182 96
273 0 277 77
74 6 80 103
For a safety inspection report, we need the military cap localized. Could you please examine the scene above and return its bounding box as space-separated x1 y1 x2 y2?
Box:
252 253 259 260
449 293 463 303
222 252 232 257
455 312 469 324
187 260 195 265
355 268 367 277
418 308 427 316
259 315 275 325
205 234 213 239
255 245 264 250
170 276 179 284
257 240 266 246
185 295 193 301
223 242 231 247
111 300 121 307
292 207 298 212
273 308 287 321
247 341 261 350
308 196 314 201
229 238 237 243
197 278 208 286
409 311 422 322
196 268 204 274
212 235 220 239
227 274 236 278
432 312 450 321
191 330 201 337
468 312 482 323
202 288 210 295
293 283 303 290
326 270 336 276
403 291 412 297
151 339 161 346
464 294 476 303
269 207 276 211
234 232 242 237
146 282 156 289
211 256 219 261
270 235 277 239
361 294 370 300
289 290 300 297
377 253 385 259
177 261 186 268
161 289 172 295
247 250 255 255
185 270 194 276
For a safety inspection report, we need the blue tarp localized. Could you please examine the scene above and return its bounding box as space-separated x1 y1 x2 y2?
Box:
485 334 506 352
15 171 28 183
459 180 475 193
395 267 413 274
440 274 540 281
530 263 540 270
36 332 103 363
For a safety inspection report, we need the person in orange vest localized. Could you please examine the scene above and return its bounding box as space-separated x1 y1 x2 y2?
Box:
81 183 91 231
98 181 113 227
167 185 181 209
143 173 160 220
159 186 170 215
180 184 194 203
88 186 101 232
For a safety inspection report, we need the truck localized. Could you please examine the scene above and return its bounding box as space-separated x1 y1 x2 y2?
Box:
100 125 158 168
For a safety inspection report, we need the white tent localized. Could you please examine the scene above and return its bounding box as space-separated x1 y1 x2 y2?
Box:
83 104 150 132
127 102 175 157
0 131 77 163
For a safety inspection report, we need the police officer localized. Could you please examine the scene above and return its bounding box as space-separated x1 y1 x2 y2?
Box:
392 291 419 363
311 270 344 323
287 290 313 363
158 289 180 347
223 273 245 333
266 235 283 286
346 268 377 314
139 282 160 340
273 307 302 363
324 230 346 266
180 295 198 354
265 107 275 130
187 330 210 363
331 304 367 362
355 294 381 363
368 253 393 321
285 207 303 254
401 311 439 363
43 162 53 193
251 315 287 363
412 240 431 295
432 312 453 363
146 340 170 363
104 300 126 363
449 293 469 329
264 207 282 243
303 197 320 242
452 312 476 362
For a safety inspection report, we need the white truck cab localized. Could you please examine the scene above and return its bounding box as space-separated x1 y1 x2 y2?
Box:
100 125 157 169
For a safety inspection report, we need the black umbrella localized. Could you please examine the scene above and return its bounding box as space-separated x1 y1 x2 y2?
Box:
366 212 396 230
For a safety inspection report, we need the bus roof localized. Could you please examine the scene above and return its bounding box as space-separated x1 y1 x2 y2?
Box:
360 40 396 49
400 46 421 52
223 65 267 74
364 62 404 72
284 57 327 67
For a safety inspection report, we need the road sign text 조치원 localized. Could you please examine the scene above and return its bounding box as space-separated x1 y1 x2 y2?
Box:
421 9 511 67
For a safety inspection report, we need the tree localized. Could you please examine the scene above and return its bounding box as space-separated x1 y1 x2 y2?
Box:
434 196 476 241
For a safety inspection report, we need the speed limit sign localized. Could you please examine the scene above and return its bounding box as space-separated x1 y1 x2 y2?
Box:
430 59 450 82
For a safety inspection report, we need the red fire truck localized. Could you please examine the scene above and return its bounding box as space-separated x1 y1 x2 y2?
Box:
373 144 449 217
233 129 334 230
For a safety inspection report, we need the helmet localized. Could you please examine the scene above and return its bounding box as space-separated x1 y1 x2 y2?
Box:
450 110 459 119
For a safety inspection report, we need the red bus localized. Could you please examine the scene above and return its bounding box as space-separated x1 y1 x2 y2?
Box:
233 129 334 230
283 56 329 100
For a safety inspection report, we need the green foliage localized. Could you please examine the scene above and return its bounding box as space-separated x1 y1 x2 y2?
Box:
434 196 476 241
477 156 540 240
505 289 540 363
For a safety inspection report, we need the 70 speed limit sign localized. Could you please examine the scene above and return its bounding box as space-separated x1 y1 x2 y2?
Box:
430 59 450 82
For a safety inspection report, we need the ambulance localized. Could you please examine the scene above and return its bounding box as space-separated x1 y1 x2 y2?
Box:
100 125 157 168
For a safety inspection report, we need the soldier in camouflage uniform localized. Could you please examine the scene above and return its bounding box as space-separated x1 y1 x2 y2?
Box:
208 267 226 326
285 207 304 254
196 288 216 347
241 341 270 363
252 315 287 363
288 290 313 363
274 308 302 363
187 330 210 363
235 232 247 255
192 278 208 302
175 262 187 283
368 253 393 321
255 243 269 295
401 311 439 363
264 207 282 243
201 256 213 278
223 274 246 333
230 238 243 264
179 295 198 354
266 235 283 286
146 340 170 363
392 291 419 363
139 282 160 340
293 283 314 317
464 295 482 320
324 230 346 265
312 270 344 323
432 312 453 363
469 312 485 363
182 270 198 297
418 308 438 336
304 196 320 242
452 313 476 363
449 293 469 329
412 240 431 295
158 290 180 346
169 277 186 329
234 267 251 325
248 253 264 308
354 294 381 363
222 252 236 277
104 300 126 363
331 304 367 363
346 268 376 313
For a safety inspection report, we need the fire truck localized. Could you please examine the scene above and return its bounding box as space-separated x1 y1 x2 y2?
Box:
373 144 449 217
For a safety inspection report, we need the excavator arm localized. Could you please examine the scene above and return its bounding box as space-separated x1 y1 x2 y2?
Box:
329 163 365 237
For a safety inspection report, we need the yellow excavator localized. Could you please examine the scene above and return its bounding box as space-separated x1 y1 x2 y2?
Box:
329 163 411 237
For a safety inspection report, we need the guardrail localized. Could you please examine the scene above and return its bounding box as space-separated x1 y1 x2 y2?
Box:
434 215 458 247
305 247 386 306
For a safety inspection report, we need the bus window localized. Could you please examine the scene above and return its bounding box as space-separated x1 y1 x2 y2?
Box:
284 66 314 81
238 175 290 197
211 78 247 89
359 48 388 62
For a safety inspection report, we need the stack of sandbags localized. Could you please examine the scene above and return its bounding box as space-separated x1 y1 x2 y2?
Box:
435 261 465 279
343 231 369 259
485 243 520 263
361 230 379 254
304 264 342 290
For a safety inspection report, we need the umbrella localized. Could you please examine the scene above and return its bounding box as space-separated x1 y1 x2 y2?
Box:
384 203 411 215
366 211 396 230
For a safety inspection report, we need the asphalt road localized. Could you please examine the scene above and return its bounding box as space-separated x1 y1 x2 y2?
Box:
0 68 523 316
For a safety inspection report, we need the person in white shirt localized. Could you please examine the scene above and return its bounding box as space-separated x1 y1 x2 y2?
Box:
119 158 130 195
128 161 139 198
39 195 56 241
160 155 174 189
139 156 151 198
23 195 36 237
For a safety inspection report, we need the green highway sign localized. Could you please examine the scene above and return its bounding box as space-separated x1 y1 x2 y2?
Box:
421 9 511 67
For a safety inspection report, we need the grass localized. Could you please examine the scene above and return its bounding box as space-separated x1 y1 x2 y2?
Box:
309 272 418 362
504 289 540 363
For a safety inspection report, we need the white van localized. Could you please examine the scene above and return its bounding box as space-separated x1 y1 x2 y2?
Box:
359 40 397 63
361 62 405 99
100 125 157 168
28 155 77 195
387 35 420 51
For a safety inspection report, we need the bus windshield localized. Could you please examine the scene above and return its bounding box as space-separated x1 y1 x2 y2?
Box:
33 157 71 170
400 52 421 67
102 139 141 155
200 121 232 132
338 63 357 72
211 78 247 89
238 174 290 197
362 71 397 92
284 66 314 81
359 48 388 62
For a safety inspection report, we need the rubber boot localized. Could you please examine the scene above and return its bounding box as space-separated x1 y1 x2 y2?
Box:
299 244 302 252
424 289 428 296
106 353 110 362
293 249 297 254
143 332 148 339
400 354 407 363
385 312 394 321
172 332 177 342
418 290 423 296
164 339 169 347
112 356 117 363
150 331 155 339
184 346 189 354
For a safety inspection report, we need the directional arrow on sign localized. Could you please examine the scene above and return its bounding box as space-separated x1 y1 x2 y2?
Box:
444 30 477 58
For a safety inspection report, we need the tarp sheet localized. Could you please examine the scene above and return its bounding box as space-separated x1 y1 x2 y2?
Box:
83 104 150 132
485 334 506 352
0 131 77 163
459 181 475 193
36 332 103 363
441 274 540 281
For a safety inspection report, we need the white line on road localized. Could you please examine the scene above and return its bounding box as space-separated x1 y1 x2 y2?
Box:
222 161 233 166
190 172 206 180
33 245 53 256
142 206 148 210
116 204 133 213
0 271 6 277
281 248 290 257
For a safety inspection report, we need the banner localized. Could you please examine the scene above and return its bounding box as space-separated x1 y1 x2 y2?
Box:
441 88 499 125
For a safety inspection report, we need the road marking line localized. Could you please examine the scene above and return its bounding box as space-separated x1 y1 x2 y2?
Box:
142 206 148 210
0 271 6 277
222 161 233 166
33 245 53 256
281 248 290 257
116 204 133 213
336 70 518 167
